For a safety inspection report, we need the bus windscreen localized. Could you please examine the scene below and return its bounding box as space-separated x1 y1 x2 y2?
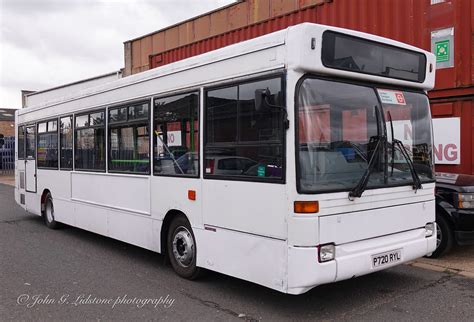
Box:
322 31 426 83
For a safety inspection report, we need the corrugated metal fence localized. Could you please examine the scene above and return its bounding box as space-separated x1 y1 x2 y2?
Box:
0 137 15 175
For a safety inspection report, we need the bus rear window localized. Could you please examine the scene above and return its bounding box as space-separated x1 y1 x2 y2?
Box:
322 31 426 83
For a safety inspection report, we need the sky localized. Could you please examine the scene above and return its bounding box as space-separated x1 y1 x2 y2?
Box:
0 0 236 109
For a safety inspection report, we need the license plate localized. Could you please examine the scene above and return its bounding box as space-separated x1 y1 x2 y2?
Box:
371 249 402 268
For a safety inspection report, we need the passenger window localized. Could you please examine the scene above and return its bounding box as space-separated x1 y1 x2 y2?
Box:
205 87 237 143
60 116 73 169
48 120 57 132
38 123 47 133
75 111 105 171
109 107 127 123
108 102 150 174
205 77 284 180
18 126 25 160
75 114 89 128
239 78 283 142
25 126 36 160
153 92 199 176
37 119 58 168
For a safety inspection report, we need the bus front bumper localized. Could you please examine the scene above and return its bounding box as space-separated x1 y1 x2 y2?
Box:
287 227 437 295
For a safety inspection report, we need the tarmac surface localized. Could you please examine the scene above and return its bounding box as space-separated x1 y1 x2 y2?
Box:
0 181 473 320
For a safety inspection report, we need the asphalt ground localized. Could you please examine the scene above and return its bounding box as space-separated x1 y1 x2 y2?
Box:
413 245 474 278
1 183 473 321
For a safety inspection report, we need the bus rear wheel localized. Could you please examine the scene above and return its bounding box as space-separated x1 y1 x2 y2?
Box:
43 193 60 230
167 216 201 280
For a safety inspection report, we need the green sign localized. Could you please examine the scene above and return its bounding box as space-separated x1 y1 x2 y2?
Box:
435 40 450 63
257 165 266 177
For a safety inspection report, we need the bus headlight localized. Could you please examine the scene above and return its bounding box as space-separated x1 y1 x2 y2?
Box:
425 223 435 237
458 193 474 209
318 244 335 263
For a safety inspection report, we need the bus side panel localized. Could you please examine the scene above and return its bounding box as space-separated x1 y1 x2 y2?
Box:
74 202 108 236
71 172 151 215
67 172 158 250
202 180 288 239
15 118 26 210
54 198 75 226
14 185 22 208
37 169 71 219
150 176 202 227
25 193 41 216
15 160 26 210
194 227 288 293
107 210 158 252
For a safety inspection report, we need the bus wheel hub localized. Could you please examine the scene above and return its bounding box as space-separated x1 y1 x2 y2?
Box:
172 227 194 267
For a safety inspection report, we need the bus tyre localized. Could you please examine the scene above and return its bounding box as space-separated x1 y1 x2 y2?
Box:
167 216 201 280
43 193 59 230
427 214 453 258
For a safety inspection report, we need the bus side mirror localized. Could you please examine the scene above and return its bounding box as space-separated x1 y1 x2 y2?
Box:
255 88 271 112
0 134 4 148
255 88 289 130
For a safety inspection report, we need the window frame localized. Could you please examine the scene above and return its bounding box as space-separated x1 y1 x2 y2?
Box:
36 118 59 170
203 73 286 184
25 124 36 160
17 125 25 160
294 73 435 195
153 90 201 179
74 109 106 172
59 115 74 171
108 100 151 175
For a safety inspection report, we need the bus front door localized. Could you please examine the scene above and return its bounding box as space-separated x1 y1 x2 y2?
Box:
25 125 36 193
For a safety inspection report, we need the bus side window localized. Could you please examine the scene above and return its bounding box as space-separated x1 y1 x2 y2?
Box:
153 92 199 177
37 119 58 169
25 126 36 160
60 116 73 170
18 126 25 160
205 77 285 180
75 111 106 171
108 102 150 174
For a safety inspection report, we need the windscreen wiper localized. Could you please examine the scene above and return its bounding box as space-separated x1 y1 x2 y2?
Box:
348 135 385 200
392 139 423 191
386 111 422 191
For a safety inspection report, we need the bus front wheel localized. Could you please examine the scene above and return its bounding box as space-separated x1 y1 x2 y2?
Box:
43 193 60 230
427 214 453 258
167 216 201 280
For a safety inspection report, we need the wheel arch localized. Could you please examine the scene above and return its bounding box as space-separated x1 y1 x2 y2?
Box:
160 209 191 255
40 189 51 214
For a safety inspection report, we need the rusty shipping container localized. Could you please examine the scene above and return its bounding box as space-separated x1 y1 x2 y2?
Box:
124 0 474 174
431 96 474 175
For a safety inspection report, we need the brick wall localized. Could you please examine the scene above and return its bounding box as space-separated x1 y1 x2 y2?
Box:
0 121 15 137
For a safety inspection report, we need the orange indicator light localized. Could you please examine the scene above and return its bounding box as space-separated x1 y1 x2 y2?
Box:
188 190 196 201
294 201 319 213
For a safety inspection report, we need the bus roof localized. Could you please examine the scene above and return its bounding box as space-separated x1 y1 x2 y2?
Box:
19 23 435 116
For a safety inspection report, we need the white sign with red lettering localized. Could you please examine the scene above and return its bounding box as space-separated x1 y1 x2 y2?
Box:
432 117 460 165
377 89 406 105
167 131 182 147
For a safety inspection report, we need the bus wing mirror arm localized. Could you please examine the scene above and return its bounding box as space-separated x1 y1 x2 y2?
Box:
255 88 289 130
255 88 270 113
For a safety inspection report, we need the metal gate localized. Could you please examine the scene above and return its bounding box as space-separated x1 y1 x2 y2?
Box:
0 137 15 175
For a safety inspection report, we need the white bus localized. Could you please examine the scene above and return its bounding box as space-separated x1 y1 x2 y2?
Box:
15 23 437 295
